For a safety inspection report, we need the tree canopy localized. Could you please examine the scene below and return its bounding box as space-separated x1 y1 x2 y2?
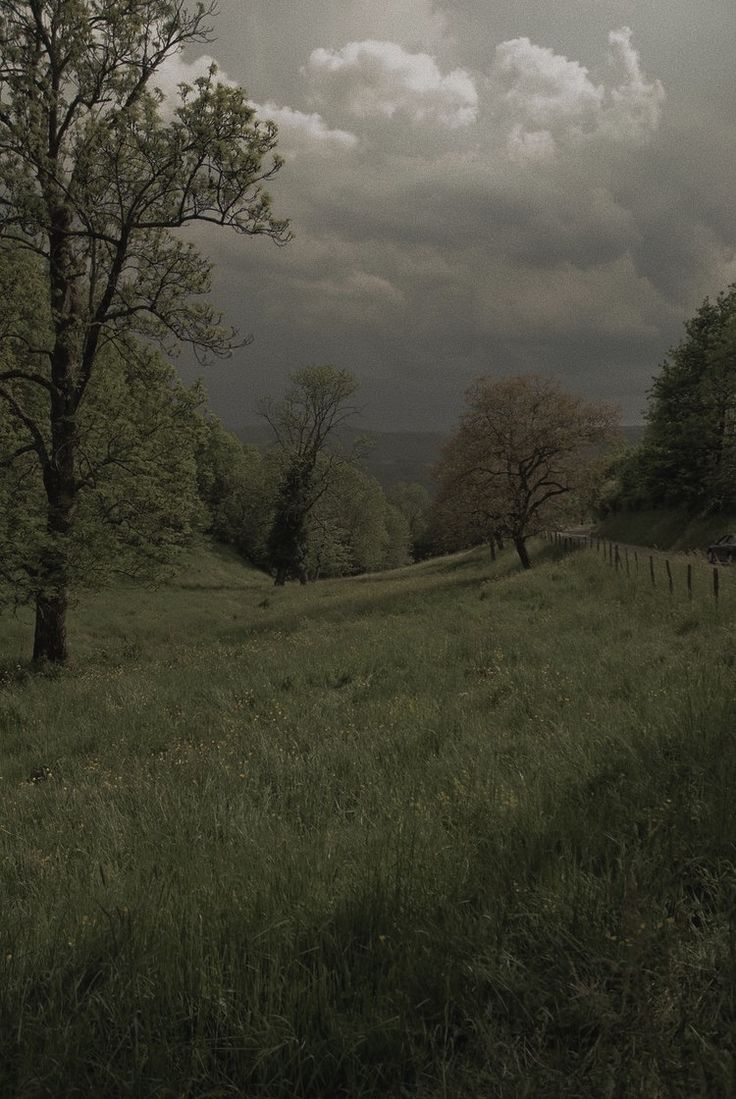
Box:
606 286 736 515
434 375 619 568
0 0 289 661
260 366 360 585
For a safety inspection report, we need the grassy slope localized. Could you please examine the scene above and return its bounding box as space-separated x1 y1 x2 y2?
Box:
595 507 736 553
1 540 735 1097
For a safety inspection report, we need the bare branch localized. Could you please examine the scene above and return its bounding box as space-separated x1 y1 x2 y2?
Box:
0 385 49 468
0 441 35 467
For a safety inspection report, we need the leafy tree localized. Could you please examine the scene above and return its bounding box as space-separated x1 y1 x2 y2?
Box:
382 503 413 569
386 481 432 558
195 417 275 564
260 366 359 584
0 320 205 609
633 286 736 512
429 465 501 557
306 460 411 577
435 375 618 568
0 0 289 662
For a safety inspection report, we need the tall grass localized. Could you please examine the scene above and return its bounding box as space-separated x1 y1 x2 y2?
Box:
0 540 734 1096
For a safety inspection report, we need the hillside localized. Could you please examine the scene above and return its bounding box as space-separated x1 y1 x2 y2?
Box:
595 507 736 553
0 539 734 1097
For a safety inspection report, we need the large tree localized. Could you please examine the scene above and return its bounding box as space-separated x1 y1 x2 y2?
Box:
260 365 359 585
0 0 289 662
0 311 206 609
632 286 736 512
435 375 618 568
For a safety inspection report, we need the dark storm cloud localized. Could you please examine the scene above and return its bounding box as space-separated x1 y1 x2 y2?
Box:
171 0 736 431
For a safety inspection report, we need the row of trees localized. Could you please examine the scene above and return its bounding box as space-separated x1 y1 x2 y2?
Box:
600 285 736 515
0 322 432 658
0 1 436 665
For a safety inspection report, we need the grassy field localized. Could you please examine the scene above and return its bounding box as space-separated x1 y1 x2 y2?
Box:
595 506 736 553
1 539 735 1097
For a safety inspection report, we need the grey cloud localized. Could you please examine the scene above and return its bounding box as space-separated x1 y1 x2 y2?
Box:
173 0 735 434
304 39 478 128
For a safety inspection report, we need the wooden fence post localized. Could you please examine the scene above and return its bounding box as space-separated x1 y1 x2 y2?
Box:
614 544 620 571
649 555 656 587
625 547 630 575
687 563 692 600
665 559 673 596
713 567 719 606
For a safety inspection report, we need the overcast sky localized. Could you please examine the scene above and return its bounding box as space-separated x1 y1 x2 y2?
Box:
167 0 736 431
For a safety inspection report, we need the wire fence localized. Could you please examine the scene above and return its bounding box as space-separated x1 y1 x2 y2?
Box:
544 530 733 608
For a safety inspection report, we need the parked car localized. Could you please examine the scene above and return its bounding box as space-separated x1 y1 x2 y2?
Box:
707 534 736 564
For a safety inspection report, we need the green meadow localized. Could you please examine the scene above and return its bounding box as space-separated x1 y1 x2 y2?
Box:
1 541 735 1097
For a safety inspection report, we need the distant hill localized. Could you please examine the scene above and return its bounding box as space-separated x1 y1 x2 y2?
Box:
237 424 445 489
236 423 646 492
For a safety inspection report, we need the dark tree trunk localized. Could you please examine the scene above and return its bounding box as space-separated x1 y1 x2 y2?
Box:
514 536 531 569
267 463 311 586
33 591 69 663
32 204 79 664
34 461 76 664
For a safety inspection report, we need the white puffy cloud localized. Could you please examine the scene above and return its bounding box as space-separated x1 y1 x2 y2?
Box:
601 27 666 141
153 53 238 102
252 102 358 150
304 39 478 128
494 38 605 128
153 54 356 153
492 27 665 160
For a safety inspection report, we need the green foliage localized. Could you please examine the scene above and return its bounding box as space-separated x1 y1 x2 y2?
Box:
386 480 432 557
0 543 735 1095
0 340 204 605
193 415 416 580
261 365 361 583
610 286 736 514
195 418 275 566
0 0 289 659
306 460 412 577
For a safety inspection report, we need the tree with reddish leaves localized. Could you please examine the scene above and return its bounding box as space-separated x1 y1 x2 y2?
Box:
435 375 619 569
